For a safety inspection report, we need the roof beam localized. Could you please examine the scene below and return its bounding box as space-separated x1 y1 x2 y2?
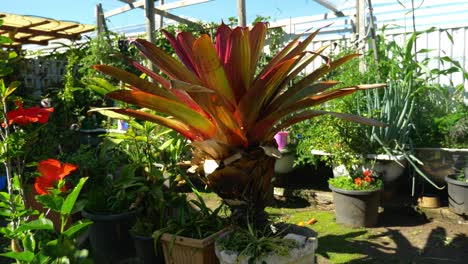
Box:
313 0 345 17
105 0 211 18
111 0 205 30
0 24 89 41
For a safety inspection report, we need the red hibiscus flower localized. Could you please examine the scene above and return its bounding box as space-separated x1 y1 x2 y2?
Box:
364 175 372 183
34 159 78 195
354 177 363 186
6 106 54 126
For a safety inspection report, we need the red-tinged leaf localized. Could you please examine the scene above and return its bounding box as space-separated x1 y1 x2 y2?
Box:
170 79 235 116
162 30 198 73
107 90 216 139
191 139 231 160
170 88 211 119
215 22 232 64
292 53 360 93
249 22 267 80
177 32 198 72
267 45 330 111
282 24 331 62
125 59 170 89
276 81 340 111
261 110 330 141
192 34 235 103
257 35 300 78
262 110 387 141
94 65 176 100
111 108 205 141
256 84 386 136
239 56 300 131
225 27 251 102
132 38 200 84
210 102 248 147
170 80 215 94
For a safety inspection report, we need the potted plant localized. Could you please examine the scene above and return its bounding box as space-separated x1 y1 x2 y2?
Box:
154 178 227 264
79 138 145 263
215 224 318 264
445 169 468 215
92 21 385 259
329 169 383 227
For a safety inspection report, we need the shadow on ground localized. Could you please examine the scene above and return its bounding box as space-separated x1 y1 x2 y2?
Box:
317 226 468 264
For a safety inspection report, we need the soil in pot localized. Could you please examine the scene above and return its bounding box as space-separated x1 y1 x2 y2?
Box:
329 185 381 227
82 210 136 264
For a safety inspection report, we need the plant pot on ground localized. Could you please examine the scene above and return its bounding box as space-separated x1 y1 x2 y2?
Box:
445 170 468 216
329 169 383 227
215 224 318 264
82 171 144 263
154 179 227 264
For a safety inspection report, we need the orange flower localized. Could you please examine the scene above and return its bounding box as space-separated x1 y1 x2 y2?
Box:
34 159 78 195
363 169 372 177
354 177 363 186
6 106 54 126
364 175 372 183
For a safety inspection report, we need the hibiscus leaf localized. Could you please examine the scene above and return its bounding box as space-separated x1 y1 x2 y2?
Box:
62 220 92 238
0 251 35 262
35 194 63 212
61 177 88 216
16 218 54 233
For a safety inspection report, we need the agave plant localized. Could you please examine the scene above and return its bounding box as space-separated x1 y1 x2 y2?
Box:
93 22 384 226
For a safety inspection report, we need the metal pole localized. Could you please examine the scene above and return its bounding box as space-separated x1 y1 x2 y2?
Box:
145 0 156 73
356 0 366 72
96 4 104 35
238 0 246 27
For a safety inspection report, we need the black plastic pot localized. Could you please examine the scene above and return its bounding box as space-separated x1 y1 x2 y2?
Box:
445 175 468 215
132 233 165 264
329 185 381 227
82 210 136 263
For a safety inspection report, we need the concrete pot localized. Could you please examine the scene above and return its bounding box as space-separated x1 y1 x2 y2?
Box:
215 226 318 264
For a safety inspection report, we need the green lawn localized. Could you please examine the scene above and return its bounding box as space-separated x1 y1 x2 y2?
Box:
266 207 375 263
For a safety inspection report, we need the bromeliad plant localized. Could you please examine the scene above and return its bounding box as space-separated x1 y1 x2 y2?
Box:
92 22 385 227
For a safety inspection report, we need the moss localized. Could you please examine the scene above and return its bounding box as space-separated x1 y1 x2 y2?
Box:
266 207 374 263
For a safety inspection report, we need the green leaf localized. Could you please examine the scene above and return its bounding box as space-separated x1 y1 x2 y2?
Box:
62 220 92 238
61 177 88 215
35 194 63 212
89 107 132 121
87 77 118 95
0 251 35 261
16 218 54 233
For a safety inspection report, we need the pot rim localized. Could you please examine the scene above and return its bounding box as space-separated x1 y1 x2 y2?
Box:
82 209 136 221
329 184 382 195
445 175 468 187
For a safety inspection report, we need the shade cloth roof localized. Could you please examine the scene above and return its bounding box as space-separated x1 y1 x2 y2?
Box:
0 12 95 46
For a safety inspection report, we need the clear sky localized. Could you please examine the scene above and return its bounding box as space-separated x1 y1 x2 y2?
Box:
0 0 334 30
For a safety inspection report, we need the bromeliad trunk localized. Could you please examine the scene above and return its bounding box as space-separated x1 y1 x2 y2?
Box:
204 147 276 228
